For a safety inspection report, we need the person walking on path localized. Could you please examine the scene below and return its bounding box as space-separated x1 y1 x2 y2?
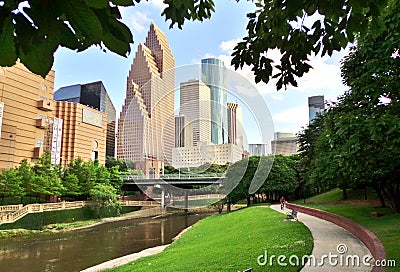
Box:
280 196 286 210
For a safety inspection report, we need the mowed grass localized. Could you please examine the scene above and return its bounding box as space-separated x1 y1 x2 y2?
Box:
295 187 378 204
106 206 313 272
306 204 399 271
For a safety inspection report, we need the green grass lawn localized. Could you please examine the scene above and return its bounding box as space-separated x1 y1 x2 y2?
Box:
295 187 378 204
106 206 313 272
305 204 399 271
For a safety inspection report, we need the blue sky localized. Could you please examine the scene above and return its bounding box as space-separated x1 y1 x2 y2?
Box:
53 0 347 147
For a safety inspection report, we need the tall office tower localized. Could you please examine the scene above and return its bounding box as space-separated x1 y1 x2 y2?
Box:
54 81 116 158
201 58 227 144
308 95 325 123
227 102 243 147
179 79 211 146
174 115 193 148
117 23 175 175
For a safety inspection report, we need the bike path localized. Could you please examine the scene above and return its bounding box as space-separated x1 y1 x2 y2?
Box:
270 204 372 271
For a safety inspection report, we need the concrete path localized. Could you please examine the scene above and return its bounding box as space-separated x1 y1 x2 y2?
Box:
270 204 373 271
80 245 169 272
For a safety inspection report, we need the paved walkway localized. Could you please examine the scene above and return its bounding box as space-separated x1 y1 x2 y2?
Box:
270 204 372 271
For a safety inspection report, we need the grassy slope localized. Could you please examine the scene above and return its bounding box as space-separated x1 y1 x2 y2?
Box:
295 187 378 204
107 206 313 272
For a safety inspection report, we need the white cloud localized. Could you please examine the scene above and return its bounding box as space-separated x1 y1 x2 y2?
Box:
130 11 152 34
219 39 240 53
272 106 309 133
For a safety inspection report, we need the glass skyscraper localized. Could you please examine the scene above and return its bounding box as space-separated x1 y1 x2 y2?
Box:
201 58 227 145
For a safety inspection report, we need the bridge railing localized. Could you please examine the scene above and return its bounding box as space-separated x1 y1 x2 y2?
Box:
120 173 225 180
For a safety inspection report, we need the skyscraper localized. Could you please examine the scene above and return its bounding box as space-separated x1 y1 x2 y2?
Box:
227 102 243 147
179 79 211 145
54 81 116 158
117 23 175 175
201 58 227 144
308 95 325 123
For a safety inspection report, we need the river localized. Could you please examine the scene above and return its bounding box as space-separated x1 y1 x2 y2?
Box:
0 213 209 272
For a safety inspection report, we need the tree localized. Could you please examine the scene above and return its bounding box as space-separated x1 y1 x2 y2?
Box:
105 156 128 172
0 0 390 89
32 151 64 198
258 155 298 200
89 183 121 218
0 168 24 204
298 0 400 211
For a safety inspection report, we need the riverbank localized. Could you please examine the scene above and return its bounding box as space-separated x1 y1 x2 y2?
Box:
105 205 313 272
0 205 223 239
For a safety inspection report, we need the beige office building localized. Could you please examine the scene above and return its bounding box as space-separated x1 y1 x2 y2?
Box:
179 79 211 146
117 23 175 175
55 101 107 167
0 62 107 170
172 143 243 168
271 137 298 155
0 62 55 169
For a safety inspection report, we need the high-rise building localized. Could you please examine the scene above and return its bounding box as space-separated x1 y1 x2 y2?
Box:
308 95 325 123
54 81 116 158
227 102 243 147
117 23 175 176
201 58 227 144
179 79 211 145
174 115 193 148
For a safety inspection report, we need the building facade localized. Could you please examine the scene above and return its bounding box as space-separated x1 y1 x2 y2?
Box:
308 95 325 123
201 58 227 145
179 79 211 145
274 132 294 140
248 144 268 156
174 115 193 148
55 101 107 167
54 81 116 158
172 143 243 168
0 62 55 170
227 102 243 147
271 137 298 156
117 23 175 175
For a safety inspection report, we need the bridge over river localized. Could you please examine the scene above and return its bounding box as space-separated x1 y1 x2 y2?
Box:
121 174 226 212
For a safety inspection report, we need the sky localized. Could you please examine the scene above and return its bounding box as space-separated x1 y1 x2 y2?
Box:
52 0 348 147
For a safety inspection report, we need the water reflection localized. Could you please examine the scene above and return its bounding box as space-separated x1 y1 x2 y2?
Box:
0 213 208 272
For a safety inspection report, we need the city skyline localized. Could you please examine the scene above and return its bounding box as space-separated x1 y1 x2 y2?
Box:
53 1 348 144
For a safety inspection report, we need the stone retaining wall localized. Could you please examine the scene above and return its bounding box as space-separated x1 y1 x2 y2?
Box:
286 203 386 272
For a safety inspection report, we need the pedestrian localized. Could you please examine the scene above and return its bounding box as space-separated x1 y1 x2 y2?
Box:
280 196 286 210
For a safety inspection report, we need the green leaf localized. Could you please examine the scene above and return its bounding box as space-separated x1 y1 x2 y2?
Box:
19 36 59 77
84 0 109 9
111 0 134 6
0 15 17 66
61 0 103 43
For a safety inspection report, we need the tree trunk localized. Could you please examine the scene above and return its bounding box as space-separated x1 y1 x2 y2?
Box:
373 184 386 208
247 196 251 207
342 187 348 200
